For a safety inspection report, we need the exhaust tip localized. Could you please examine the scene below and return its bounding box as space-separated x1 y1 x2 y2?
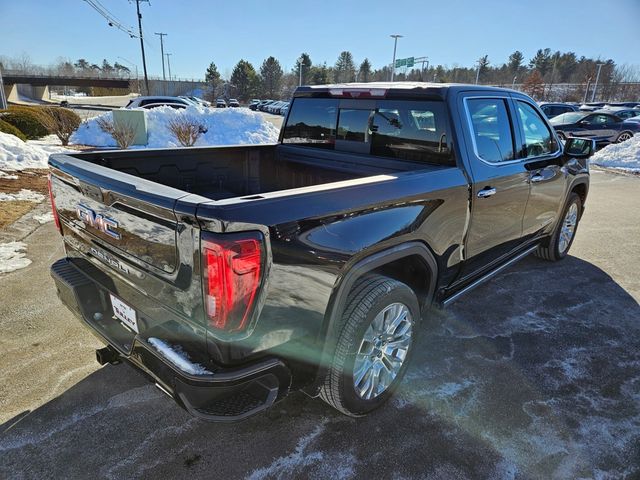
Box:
96 346 121 366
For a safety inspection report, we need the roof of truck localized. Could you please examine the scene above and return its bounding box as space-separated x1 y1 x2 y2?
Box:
294 82 519 98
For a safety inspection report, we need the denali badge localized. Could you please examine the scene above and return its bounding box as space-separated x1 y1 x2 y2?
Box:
76 204 121 240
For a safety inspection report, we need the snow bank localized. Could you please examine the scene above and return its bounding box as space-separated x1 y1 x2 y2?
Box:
0 242 31 274
0 132 70 170
71 105 280 148
0 171 18 179
0 189 45 202
147 337 212 375
591 135 640 172
33 212 54 223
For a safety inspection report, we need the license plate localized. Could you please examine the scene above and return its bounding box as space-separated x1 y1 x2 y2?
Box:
110 294 138 333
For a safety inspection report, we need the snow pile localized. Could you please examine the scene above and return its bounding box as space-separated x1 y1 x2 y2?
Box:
0 189 45 202
147 337 212 375
0 132 70 170
591 135 640 172
0 242 31 274
33 212 54 223
71 105 280 148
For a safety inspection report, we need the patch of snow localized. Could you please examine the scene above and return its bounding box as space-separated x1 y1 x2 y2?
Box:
33 212 54 223
0 242 31 274
71 105 280 148
0 132 70 171
147 337 212 375
0 189 45 202
590 135 640 172
0 171 19 179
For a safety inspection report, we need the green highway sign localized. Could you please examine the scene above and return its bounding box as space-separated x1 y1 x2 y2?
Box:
395 57 415 68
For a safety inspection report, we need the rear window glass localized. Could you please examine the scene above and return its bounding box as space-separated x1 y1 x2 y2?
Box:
467 98 515 163
283 98 454 166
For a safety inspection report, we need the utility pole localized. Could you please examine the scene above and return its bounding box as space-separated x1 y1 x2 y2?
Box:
165 53 172 80
134 0 150 95
583 77 592 103
591 63 605 102
0 66 7 110
389 34 402 82
155 32 168 88
475 59 481 85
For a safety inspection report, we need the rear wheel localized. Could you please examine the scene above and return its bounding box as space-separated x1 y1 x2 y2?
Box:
535 192 582 261
616 131 634 143
320 275 420 416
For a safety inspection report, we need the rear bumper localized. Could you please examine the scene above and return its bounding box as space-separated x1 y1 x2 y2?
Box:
51 258 292 422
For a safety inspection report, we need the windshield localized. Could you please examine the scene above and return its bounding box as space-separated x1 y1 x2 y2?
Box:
549 112 587 125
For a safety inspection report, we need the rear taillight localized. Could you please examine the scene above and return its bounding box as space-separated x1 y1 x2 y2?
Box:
48 172 62 234
202 233 263 333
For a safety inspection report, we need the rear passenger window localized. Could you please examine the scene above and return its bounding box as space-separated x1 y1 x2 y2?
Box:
467 98 515 163
370 100 454 166
516 101 558 158
282 98 338 148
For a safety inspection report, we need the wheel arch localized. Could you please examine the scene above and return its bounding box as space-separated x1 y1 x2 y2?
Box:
304 242 438 396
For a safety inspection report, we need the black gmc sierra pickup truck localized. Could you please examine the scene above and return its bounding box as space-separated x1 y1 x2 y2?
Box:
48 83 594 421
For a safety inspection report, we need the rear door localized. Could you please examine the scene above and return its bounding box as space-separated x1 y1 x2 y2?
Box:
457 93 531 278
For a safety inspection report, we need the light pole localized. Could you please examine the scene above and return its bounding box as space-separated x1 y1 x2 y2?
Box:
591 63 605 102
475 58 482 85
165 53 172 80
298 57 304 86
512 75 517 89
390 34 403 82
117 56 140 94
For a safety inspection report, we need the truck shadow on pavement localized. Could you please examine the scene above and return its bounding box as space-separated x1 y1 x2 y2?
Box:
1 256 639 479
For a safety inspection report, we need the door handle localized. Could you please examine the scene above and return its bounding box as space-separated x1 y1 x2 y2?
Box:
530 173 544 183
477 187 496 198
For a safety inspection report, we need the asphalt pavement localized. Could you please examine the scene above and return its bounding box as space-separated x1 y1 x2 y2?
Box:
1 169 639 479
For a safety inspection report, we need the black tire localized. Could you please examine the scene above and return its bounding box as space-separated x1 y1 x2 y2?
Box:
319 275 420 416
616 131 634 143
535 192 582 261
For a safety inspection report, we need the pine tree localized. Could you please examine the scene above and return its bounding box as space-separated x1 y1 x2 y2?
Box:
293 53 312 85
358 58 372 82
230 60 258 102
508 51 524 74
260 56 283 98
334 51 356 83
529 48 552 77
205 62 222 101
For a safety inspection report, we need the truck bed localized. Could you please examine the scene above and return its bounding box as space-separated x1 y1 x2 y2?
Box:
63 144 436 201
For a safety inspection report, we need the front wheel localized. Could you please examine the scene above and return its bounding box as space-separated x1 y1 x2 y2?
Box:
320 275 420 416
535 192 582 261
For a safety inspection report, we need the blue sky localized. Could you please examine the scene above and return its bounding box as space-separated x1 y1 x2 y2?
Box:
2 0 639 79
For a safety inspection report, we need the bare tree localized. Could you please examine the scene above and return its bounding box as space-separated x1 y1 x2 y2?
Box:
33 107 81 146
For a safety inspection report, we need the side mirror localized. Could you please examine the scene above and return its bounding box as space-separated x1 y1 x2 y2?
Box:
563 137 595 158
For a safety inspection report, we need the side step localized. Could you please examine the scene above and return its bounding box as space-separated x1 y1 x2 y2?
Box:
441 244 539 308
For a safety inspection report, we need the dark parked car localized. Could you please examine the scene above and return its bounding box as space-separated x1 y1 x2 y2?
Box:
258 100 274 111
550 111 639 145
598 107 640 120
249 99 261 110
539 102 579 119
215 99 227 108
49 83 593 421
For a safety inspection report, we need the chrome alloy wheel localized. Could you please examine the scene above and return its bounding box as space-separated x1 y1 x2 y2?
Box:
353 302 413 400
559 202 578 254
617 132 633 143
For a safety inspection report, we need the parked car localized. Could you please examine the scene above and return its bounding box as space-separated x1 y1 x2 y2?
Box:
228 99 240 108
181 96 210 107
249 99 261 110
578 102 608 112
216 98 227 108
258 100 274 111
140 102 187 110
605 102 640 109
597 107 640 120
539 102 579 119
550 111 639 144
49 83 593 421
279 102 290 116
124 96 195 109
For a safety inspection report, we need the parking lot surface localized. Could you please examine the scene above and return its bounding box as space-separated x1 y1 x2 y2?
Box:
1 169 639 479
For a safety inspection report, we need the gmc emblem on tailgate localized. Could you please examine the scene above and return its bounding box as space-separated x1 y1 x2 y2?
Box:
76 204 121 240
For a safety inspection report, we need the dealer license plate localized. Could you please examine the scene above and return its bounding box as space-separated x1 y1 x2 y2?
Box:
110 294 138 333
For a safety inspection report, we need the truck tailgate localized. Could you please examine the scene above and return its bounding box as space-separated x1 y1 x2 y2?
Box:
48 153 209 347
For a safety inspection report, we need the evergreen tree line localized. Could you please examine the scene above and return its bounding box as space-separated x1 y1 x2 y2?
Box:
207 48 640 103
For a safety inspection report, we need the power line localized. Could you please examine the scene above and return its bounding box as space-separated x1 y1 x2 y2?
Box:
83 0 138 38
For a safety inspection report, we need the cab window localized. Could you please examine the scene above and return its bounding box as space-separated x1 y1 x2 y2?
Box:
516 101 558 158
467 98 515 163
